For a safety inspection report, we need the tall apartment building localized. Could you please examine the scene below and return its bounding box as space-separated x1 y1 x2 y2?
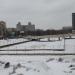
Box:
0 21 7 38
72 13 75 32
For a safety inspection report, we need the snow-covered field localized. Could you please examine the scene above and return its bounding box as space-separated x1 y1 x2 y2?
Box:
0 38 75 54
0 36 75 75
0 55 75 75
1 39 64 50
0 38 28 46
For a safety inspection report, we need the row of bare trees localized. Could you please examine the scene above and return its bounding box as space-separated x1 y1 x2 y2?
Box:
3 28 72 39
15 29 72 36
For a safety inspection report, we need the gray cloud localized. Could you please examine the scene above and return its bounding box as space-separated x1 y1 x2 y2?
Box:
0 0 75 29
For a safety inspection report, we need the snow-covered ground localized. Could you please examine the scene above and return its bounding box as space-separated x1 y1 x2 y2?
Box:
1 39 64 50
0 38 28 46
0 55 75 75
0 36 75 75
0 38 75 53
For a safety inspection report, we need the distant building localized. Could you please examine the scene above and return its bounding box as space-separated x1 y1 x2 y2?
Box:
7 28 17 32
0 21 7 38
16 22 35 32
62 26 72 33
63 26 72 30
7 28 17 37
72 13 75 30
72 13 75 33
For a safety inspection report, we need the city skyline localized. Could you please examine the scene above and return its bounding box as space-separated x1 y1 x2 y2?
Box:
0 0 75 29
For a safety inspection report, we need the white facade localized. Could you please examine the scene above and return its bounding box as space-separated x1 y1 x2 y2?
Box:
16 22 35 32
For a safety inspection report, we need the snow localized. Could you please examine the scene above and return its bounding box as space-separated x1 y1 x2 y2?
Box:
64 39 75 53
0 36 75 75
1 39 64 50
0 55 75 75
0 38 28 46
0 38 75 54
40 37 62 41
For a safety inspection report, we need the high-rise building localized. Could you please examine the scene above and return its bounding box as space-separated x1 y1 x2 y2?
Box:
72 13 75 30
0 21 7 38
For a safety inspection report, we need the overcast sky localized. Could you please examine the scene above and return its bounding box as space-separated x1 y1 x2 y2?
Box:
0 0 75 29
